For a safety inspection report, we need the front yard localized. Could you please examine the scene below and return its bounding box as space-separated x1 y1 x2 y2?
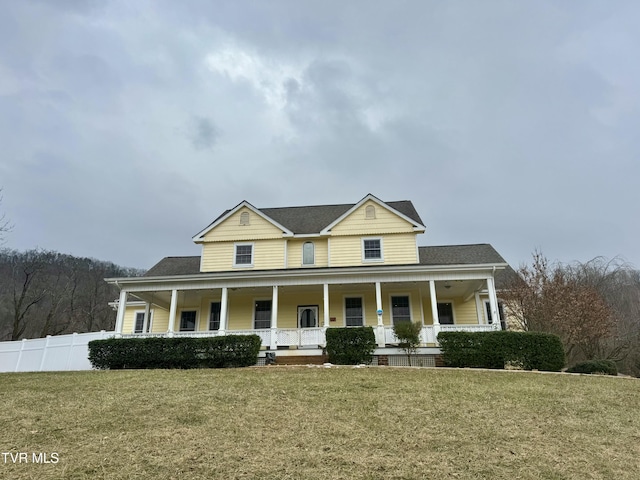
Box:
1 367 638 479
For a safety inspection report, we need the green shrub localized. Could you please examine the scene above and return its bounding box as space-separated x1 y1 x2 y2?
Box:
325 327 376 365
393 321 422 366
437 331 565 372
567 359 618 376
88 335 261 370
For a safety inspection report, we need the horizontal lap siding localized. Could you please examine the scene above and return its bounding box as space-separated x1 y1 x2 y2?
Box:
330 201 417 235
201 207 286 272
201 239 285 272
330 233 418 266
286 239 329 268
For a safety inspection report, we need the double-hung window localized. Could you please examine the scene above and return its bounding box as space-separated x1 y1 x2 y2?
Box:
134 312 145 333
234 243 253 267
391 296 411 325
254 300 272 329
437 303 454 325
209 302 221 330
345 297 364 326
362 238 382 261
180 311 197 331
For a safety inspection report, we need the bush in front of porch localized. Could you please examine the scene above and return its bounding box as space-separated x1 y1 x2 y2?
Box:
325 327 376 365
437 331 565 372
88 335 261 369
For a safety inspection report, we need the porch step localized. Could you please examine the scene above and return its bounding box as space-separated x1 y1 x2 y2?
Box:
275 355 328 366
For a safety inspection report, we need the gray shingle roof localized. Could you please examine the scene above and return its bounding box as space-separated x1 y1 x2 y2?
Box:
201 199 425 237
417 244 507 266
144 244 508 277
145 256 200 277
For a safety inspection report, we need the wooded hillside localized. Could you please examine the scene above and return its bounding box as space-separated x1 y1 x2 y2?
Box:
0 249 144 341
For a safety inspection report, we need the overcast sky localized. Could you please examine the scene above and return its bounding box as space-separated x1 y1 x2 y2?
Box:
1 0 639 270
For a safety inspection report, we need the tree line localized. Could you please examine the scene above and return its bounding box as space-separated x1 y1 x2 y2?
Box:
502 252 640 376
0 249 144 341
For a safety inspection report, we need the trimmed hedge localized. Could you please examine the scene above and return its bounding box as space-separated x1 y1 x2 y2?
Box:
437 331 565 372
88 335 261 370
567 359 618 376
326 327 376 365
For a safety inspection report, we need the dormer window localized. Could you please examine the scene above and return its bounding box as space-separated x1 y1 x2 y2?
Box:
239 212 250 226
365 205 376 219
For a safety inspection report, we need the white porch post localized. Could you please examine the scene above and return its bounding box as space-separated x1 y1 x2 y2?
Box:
270 286 278 350
115 290 128 334
168 289 178 335
323 283 330 328
429 280 440 342
322 283 329 347
375 281 385 347
143 302 151 333
219 287 228 334
487 277 501 330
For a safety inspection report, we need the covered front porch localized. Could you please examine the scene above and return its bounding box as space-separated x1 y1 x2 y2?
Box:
113 267 504 352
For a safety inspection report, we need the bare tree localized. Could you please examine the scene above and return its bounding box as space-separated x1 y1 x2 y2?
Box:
501 251 639 368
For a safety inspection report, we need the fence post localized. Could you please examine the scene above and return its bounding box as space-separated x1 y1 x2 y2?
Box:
14 338 28 373
65 333 78 371
39 336 52 371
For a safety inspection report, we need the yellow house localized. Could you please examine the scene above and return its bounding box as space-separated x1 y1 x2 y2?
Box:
107 194 510 364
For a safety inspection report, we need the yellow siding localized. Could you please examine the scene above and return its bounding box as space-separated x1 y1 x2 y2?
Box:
420 295 480 325
330 200 416 235
201 239 285 272
202 207 284 242
286 239 329 268
383 287 424 326
329 233 417 267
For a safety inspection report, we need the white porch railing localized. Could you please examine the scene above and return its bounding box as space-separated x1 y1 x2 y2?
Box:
121 324 500 348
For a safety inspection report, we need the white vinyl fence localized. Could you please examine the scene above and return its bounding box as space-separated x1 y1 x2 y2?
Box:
0 331 115 373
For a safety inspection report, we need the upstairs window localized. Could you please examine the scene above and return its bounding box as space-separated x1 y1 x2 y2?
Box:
302 242 315 265
362 238 382 261
239 212 250 225
234 243 253 267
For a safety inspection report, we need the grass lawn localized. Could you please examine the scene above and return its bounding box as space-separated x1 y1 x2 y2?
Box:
1 367 639 479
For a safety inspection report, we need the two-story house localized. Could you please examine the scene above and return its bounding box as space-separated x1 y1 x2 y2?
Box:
107 194 509 364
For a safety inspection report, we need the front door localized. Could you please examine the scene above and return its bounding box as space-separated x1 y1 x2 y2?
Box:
298 306 318 328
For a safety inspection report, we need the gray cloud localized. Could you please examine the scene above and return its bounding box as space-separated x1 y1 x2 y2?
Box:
0 1 639 269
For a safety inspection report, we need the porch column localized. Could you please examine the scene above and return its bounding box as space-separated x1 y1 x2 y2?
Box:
487 277 501 330
143 302 151 333
375 281 385 347
219 287 228 334
115 290 128 334
429 280 440 342
323 283 330 328
168 289 178 335
270 286 278 349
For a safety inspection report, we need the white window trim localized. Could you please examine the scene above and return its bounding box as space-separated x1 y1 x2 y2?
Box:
302 241 315 266
233 242 254 268
209 300 222 331
297 305 320 328
436 300 456 325
389 293 412 325
132 310 154 334
253 298 272 330
178 309 199 332
361 237 383 263
483 299 504 325
343 295 366 327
